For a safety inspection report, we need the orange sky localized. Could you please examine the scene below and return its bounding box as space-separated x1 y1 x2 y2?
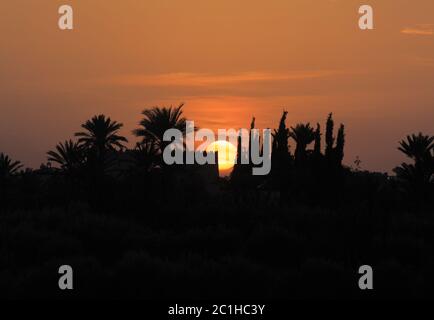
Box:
0 0 433 172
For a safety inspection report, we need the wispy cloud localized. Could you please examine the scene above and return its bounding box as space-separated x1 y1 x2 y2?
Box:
97 71 344 88
401 24 434 36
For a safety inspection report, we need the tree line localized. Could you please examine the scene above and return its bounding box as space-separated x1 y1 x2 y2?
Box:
0 104 433 212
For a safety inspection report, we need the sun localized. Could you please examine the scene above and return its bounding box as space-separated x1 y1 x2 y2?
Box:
206 140 237 171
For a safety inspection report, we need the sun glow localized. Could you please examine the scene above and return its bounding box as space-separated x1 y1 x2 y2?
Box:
206 140 237 171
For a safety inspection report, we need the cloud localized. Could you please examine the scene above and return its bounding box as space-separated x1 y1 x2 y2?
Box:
97 70 344 88
401 24 434 36
89 69 364 100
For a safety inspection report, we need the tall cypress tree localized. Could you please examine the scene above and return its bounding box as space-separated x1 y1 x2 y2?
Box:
335 124 345 166
325 113 334 159
273 111 290 157
249 117 256 164
231 118 255 186
314 123 321 156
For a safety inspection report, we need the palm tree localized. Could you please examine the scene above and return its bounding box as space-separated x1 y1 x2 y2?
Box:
394 133 434 198
393 163 423 184
75 115 128 155
398 133 434 164
133 104 187 153
0 153 23 179
289 123 316 163
47 140 84 173
133 141 159 172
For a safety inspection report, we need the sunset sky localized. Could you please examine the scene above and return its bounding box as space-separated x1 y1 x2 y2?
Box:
1 0 433 172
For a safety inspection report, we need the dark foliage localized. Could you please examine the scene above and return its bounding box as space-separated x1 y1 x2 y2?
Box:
0 109 433 299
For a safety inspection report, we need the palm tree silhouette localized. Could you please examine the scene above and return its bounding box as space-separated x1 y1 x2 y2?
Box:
398 133 434 165
394 133 434 196
47 140 84 173
394 163 421 183
289 123 316 163
133 141 160 172
0 153 23 179
133 104 187 154
74 115 127 176
75 115 128 155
